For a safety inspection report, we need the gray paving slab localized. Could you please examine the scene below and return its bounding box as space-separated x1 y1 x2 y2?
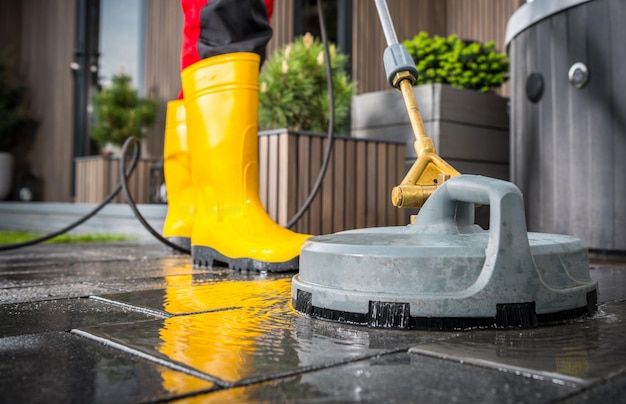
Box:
0 246 209 304
410 301 626 388
76 279 456 385
188 352 578 403
0 297 162 338
0 331 215 403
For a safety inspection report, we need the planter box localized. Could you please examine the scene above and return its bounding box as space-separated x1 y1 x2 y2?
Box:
74 155 162 204
258 129 406 235
351 83 510 181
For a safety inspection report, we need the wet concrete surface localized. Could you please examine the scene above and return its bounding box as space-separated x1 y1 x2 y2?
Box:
0 242 625 403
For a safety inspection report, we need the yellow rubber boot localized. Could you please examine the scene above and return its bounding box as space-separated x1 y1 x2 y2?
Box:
181 52 310 271
162 100 194 251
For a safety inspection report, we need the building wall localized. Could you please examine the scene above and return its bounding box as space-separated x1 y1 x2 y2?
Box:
143 0 184 160
0 0 77 202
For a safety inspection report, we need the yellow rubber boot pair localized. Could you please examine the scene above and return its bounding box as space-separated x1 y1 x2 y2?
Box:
162 100 194 250
180 52 310 271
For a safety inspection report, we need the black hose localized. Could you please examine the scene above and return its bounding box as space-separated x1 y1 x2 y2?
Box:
118 137 190 254
286 0 335 229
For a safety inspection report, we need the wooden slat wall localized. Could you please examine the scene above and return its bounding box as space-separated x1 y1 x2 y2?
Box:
446 0 525 96
0 2 21 69
259 131 405 235
6 0 77 202
267 0 295 59
352 0 448 94
446 0 524 55
143 0 184 160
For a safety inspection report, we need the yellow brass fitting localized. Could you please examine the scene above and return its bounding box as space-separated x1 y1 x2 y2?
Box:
392 71 416 88
391 184 438 208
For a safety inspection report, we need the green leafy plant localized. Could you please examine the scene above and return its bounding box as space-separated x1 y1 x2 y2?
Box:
0 62 37 152
403 32 509 92
91 73 158 150
259 32 355 134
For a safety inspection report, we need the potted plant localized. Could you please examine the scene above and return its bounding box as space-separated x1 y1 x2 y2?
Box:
256 34 405 234
352 31 511 183
0 61 37 201
74 73 159 204
90 73 158 154
403 32 508 92
259 32 355 134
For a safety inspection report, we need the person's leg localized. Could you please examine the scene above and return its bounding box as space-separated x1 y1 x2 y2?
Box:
182 51 310 272
161 0 206 248
162 100 193 250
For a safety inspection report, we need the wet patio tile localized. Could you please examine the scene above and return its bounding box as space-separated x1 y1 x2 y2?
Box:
92 273 293 315
0 297 162 338
0 242 170 270
0 255 219 304
409 301 626 387
560 373 626 403
0 255 196 286
185 352 578 403
76 279 455 384
0 332 215 403
0 283 116 305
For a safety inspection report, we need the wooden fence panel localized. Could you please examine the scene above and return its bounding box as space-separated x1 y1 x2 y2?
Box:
74 157 159 204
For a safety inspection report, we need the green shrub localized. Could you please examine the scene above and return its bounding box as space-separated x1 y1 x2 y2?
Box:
403 32 509 92
259 33 355 134
91 73 158 149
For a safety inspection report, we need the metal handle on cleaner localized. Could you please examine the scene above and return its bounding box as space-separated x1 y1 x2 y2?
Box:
373 0 460 209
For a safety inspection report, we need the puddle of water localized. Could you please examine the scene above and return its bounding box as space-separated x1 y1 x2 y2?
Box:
79 277 450 385
80 266 626 390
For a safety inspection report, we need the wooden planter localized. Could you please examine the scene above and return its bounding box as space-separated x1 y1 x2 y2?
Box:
74 155 161 204
258 130 406 235
351 83 510 180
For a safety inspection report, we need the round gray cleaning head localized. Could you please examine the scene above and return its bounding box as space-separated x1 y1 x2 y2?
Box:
292 175 597 330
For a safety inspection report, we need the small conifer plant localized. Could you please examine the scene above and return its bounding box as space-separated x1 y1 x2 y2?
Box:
91 73 158 149
259 33 355 134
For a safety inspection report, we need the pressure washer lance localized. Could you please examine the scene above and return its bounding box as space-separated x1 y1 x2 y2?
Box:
374 0 459 209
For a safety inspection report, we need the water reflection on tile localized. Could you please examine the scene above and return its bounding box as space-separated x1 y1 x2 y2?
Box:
0 297 160 338
0 332 214 403
410 302 626 386
77 279 454 384
188 352 576 403
93 274 292 315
